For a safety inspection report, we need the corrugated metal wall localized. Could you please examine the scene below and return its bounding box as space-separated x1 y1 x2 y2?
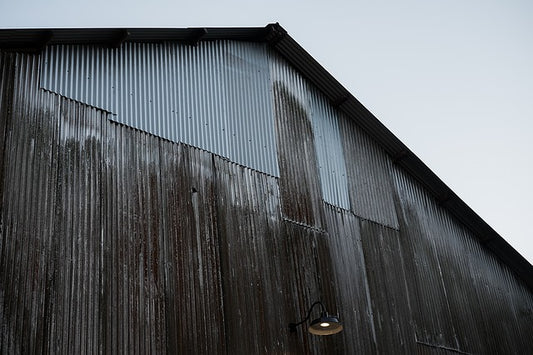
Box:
269 52 350 211
41 42 279 177
1 45 533 354
393 166 533 354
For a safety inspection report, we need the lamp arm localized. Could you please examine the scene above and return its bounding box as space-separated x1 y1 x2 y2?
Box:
289 301 327 331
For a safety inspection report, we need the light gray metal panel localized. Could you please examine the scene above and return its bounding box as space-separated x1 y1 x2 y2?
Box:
269 51 350 209
308 87 350 209
340 116 399 229
40 41 279 177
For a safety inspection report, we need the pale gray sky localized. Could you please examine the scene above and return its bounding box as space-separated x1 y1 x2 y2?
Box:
1 0 532 264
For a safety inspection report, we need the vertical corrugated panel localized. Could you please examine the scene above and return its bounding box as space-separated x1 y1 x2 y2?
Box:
0 53 104 354
322 204 377 353
214 158 287 353
101 123 167 354
358 219 416 354
392 166 533 354
308 87 350 209
156 143 225 353
269 50 350 210
214 158 346 353
41 41 279 177
392 167 461 351
268 52 324 228
340 115 399 229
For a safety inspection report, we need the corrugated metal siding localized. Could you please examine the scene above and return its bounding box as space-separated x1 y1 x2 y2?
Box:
269 54 325 228
214 157 283 353
322 204 377 353
269 51 350 210
393 166 533 354
358 219 416 354
2 47 533 355
308 88 350 209
340 116 399 228
41 41 279 177
0 53 105 354
154 142 225 353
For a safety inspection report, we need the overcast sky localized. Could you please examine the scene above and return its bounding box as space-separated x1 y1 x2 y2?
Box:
1 0 532 264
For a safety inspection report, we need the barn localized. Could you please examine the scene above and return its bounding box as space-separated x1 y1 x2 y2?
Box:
0 24 532 354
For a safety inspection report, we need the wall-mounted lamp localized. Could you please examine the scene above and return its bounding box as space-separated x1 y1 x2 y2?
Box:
289 301 343 336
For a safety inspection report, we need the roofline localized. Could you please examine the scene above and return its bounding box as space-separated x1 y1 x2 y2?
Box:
1 24 531 290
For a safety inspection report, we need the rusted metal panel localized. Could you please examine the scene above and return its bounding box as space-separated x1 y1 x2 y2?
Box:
340 115 399 228
40 41 279 177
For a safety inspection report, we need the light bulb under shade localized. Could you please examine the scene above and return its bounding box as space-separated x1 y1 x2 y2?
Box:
308 315 343 335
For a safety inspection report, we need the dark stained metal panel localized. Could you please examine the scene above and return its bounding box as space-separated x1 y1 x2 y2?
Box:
358 219 416 354
322 204 377 353
213 158 342 353
41 41 279 177
393 167 533 354
339 112 399 229
0 53 105 353
155 143 225 353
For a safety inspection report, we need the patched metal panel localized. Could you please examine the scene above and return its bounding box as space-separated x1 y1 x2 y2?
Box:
269 53 324 228
41 41 279 177
309 88 350 209
269 51 350 210
340 117 399 228
393 167 533 354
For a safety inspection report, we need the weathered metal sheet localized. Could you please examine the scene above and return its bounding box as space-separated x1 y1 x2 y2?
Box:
1 52 105 354
322 204 377 353
214 157 343 353
270 57 325 228
358 219 416 354
155 143 225 353
2 46 533 355
340 115 399 228
393 167 533 354
41 41 279 177
269 51 350 210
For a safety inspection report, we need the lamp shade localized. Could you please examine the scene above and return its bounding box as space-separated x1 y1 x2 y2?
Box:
308 314 343 335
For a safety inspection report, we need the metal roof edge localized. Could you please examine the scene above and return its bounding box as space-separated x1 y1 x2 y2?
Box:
265 23 533 291
1 24 531 290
